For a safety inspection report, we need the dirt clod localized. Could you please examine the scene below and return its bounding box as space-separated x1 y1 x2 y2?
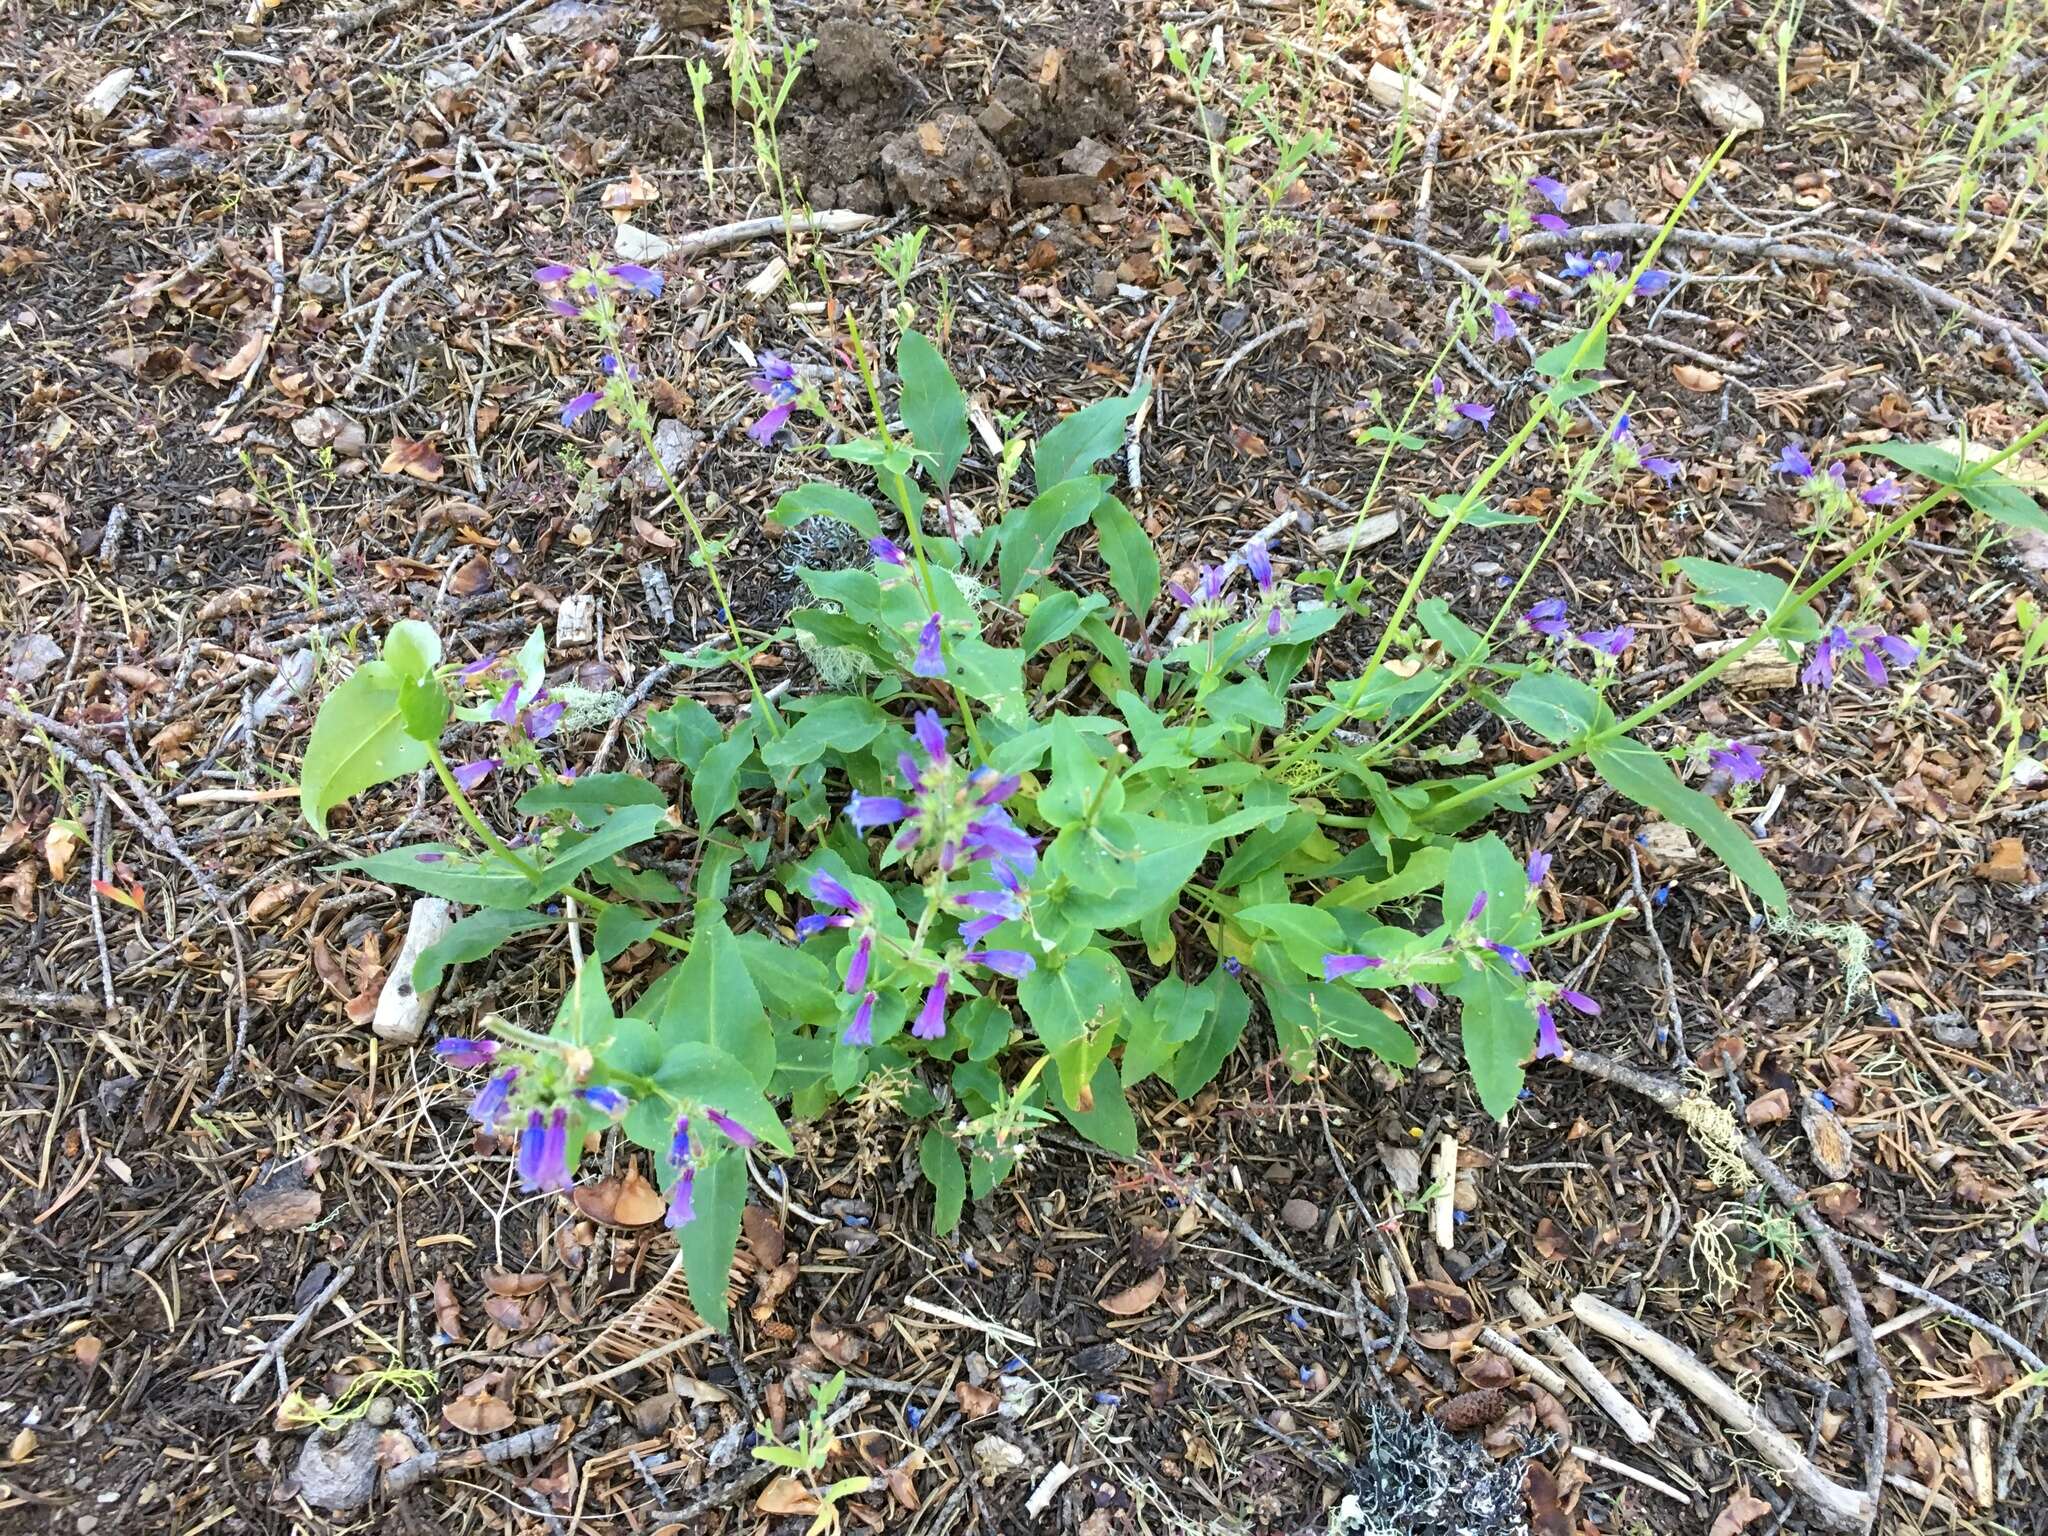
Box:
880 113 1011 219
1280 1197 1320 1231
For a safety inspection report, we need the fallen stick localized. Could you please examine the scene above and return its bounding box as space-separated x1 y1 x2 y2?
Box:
662 209 875 260
228 1263 357 1404
385 1419 563 1495
1505 1285 1653 1445
1569 1443 1692 1505
1572 1293 1876 1533
1476 1324 1572 1398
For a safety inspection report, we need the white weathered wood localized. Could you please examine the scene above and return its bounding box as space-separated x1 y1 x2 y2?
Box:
372 897 454 1043
1508 1286 1654 1445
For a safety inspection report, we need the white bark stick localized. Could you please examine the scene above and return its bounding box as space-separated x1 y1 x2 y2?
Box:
1508 1286 1654 1445
372 896 453 1042
1572 1293 1877 1532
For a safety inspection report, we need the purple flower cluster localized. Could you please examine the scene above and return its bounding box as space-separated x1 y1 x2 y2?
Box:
1775 441 1904 508
1560 248 1671 296
1709 741 1766 783
1429 374 1495 434
535 262 663 425
747 353 800 445
1521 597 1633 659
446 657 569 788
1610 411 1684 486
1802 624 1919 689
438 1040 640 1197
662 1108 756 1229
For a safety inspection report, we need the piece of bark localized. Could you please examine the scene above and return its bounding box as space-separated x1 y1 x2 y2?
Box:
373 897 454 1043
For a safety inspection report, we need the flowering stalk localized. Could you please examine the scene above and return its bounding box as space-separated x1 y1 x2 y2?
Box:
1423 410 2048 823
1283 137 1737 771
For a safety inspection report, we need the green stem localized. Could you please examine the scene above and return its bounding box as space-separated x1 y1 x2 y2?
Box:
429 746 541 878
1530 906 1636 949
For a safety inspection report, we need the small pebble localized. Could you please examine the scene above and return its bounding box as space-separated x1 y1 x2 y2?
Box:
1280 1197 1319 1232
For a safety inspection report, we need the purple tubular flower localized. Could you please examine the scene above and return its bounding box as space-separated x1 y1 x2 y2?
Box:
1454 402 1495 428
452 757 499 792
747 401 795 445
580 1085 628 1116
1223 956 1244 976
1526 848 1552 887
1245 540 1273 593
1411 983 1438 1009
795 914 836 940
973 771 1022 807
913 612 946 678
469 1068 517 1125
460 653 503 680
1485 940 1533 976
1529 175 1570 211
807 870 860 910
1558 988 1600 1016
964 817 1037 868
847 794 911 829
491 683 522 726
546 298 582 318
914 708 948 764
1860 477 1902 505
514 1110 546 1185
1505 286 1541 308
1775 441 1815 478
1267 608 1285 637
965 948 1035 979
1633 269 1673 296
1466 891 1488 922
870 537 907 566
1609 411 1633 443
561 389 602 426
524 695 566 740
844 991 877 1047
1490 303 1517 342
1641 455 1682 484
959 912 1005 942
1533 212 1569 234
437 1037 500 1069
1561 250 1596 279
1576 625 1634 657
1323 953 1383 981
668 1114 691 1168
913 971 951 1040
845 933 873 994
1167 580 1196 608
705 1109 756 1148
1857 631 1918 685
517 1108 572 1192
533 263 575 284
1803 625 1851 687
604 263 664 296
1709 741 1766 783
1534 1003 1565 1060
665 1165 696 1228
1526 598 1569 637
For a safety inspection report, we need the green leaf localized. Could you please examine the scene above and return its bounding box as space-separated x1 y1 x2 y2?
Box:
918 1125 966 1235
517 773 668 818
1451 970 1533 1120
1501 672 1610 744
898 332 969 491
692 719 759 827
1444 834 1541 946
759 696 888 775
1863 440 2048 534
770 482 882 540
531 804 669 898
1235 902 1346 975
1019 948 1127 1110
644 919 778 1085
1033 388 1147 494
676 1153 745 1331
1036 717 1122 828
412 908 555 992
1532 327 1607 379
594 905 661 963
1056 806 1285 929
1264 972 1417 1067
1423 493 1537 528
382 619 443 680
1415 598 1487 662
300 660 432 836
1669 558 1821 642
1052 1057 1138 1156
999 476 1108 597
1092 497 1160 614
345 844 535 908
645 699 723 772
397 673 450 742
554 962 618 1046
1020 590 1108 655
1588 735 1787 910
1123 976 1211 1084
1164 972 1249 1097
1326 844 1449 911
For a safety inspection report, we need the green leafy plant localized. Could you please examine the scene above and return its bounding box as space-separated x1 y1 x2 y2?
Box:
725 0 815 235
300 201 2048 1330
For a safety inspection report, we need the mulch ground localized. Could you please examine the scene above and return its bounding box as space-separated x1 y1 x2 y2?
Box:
3 1 2047 1533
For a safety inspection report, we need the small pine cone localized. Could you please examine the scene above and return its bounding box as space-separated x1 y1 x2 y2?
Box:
1434 1387 1509 1431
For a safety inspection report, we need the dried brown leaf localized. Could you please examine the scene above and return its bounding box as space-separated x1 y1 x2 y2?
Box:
758 1476 821 1515
1099 1267 1166 1317
1708 1485 1772 1536
571 1165 667 1227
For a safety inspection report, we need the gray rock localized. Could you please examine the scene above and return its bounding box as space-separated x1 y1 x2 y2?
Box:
290 1421 381 1511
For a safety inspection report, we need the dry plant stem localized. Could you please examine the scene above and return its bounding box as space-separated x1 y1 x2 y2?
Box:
1519 222 2048 407
1873 1269 2047 1372
1628 847 1686 1058
1562 1046 1889 1523
1477 1324 1572 1397
344 268 421 396
385 1419 564 1494
664 208 874 257
1124 294 1177 495
227 1263 357 1404
1569 1443 1692 1505
1571 1294 1877 1532
1504 1284 1654 1444
209 225 287 430
1409 46 1483 274
1213 315 1308 385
